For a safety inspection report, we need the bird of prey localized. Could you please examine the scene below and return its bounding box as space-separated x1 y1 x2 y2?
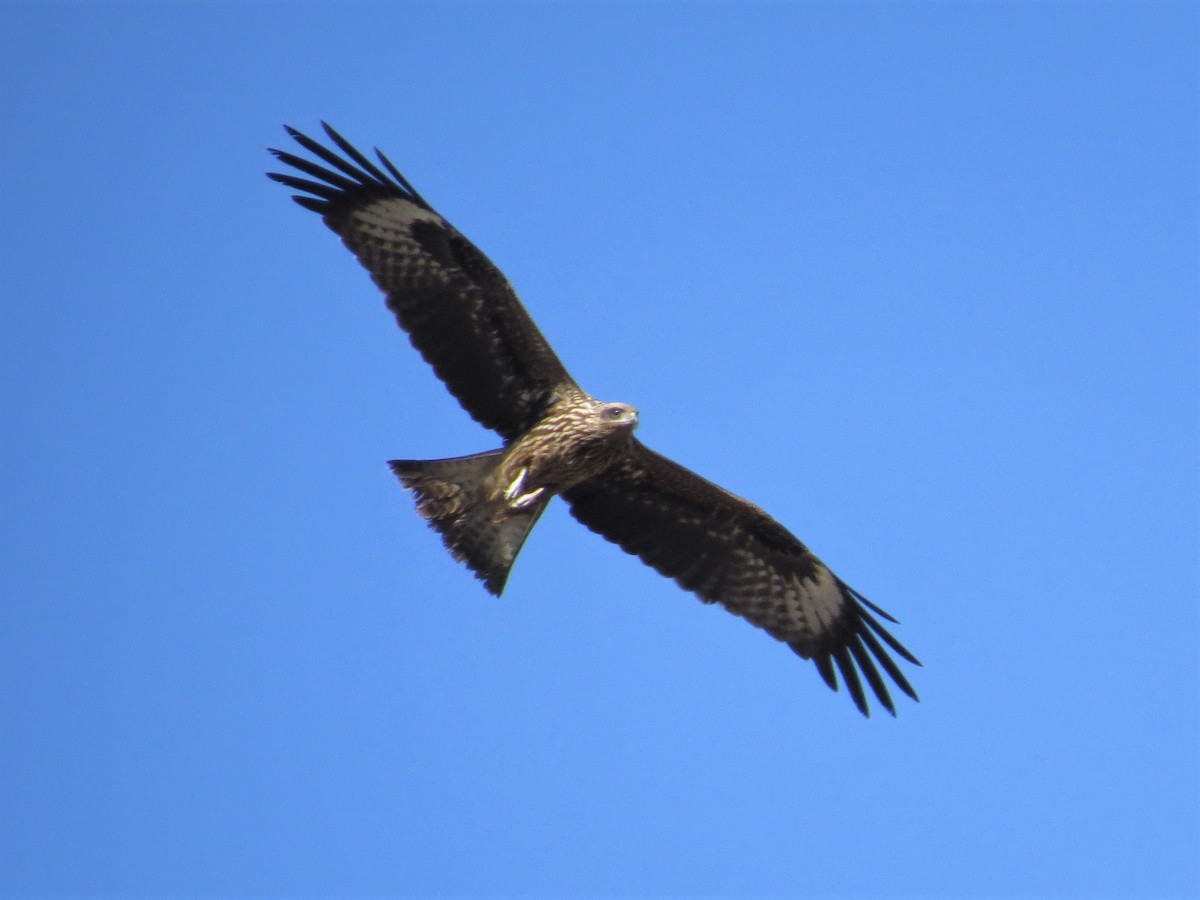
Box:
268 123 920 716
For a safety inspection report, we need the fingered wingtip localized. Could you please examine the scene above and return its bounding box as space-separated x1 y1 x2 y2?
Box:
321 120 349 144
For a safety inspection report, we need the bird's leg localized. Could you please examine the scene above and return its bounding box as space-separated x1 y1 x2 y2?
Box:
510 487 545 510
503 467 529 501
503 466 545 509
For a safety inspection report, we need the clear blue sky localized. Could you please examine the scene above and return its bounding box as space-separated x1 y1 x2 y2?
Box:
3 2 1197 897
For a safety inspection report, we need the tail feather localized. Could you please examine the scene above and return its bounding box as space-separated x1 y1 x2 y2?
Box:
388 451 548 595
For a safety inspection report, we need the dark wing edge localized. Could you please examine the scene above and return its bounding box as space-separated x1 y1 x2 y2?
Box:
564 441 921 717
266 122 576 441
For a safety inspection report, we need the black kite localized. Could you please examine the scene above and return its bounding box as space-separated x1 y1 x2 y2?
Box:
268 123 921 716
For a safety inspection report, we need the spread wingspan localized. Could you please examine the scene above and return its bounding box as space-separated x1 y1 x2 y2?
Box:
269 124 922 717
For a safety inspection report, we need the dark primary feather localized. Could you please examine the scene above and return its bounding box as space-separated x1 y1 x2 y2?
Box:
267 122 576 442
564 442 921 716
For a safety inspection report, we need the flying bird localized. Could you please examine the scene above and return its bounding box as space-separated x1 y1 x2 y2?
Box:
268 123 920 716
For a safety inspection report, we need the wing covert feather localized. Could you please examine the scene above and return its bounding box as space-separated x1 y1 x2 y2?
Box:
268 123 575 441
564 441 921 716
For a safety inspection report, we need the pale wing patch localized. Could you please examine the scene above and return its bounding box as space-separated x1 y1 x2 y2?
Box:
354 196 444 232
794 565 843 634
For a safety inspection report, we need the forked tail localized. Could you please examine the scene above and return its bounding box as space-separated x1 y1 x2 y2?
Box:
388 450 549 596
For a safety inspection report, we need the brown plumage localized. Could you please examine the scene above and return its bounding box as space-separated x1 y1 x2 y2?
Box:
268 123 921 716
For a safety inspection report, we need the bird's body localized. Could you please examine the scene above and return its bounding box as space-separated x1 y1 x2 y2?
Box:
492 395 640 503
391 392 639 595
268 123 921 716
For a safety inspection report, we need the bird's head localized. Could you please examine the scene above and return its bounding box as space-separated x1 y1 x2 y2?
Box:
596 402 639 431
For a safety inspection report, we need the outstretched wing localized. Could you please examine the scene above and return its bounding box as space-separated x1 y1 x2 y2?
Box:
268 123 575 442
564 441 921 716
